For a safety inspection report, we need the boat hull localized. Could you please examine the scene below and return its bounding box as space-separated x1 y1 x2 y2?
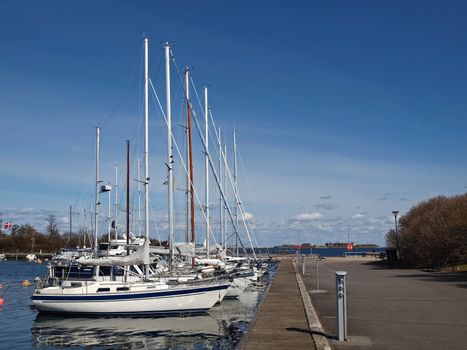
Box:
32 283 229 316
225 276 250 298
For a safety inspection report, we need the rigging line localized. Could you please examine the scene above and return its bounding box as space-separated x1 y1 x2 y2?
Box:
177 68 253 256
169 56 242 249
148 197 162 244
148 78 219 248
131 57 145 175
236 145 266 251
101 45 144 129
203 104 259 256
170 51 253 255
72 129 97 211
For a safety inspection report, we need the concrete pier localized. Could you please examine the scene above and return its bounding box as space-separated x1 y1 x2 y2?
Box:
302 257 467 350
240 259 316 349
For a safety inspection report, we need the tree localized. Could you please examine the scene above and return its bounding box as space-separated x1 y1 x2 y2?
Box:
385 229 397 248
45 215 59 236
398 194 467 269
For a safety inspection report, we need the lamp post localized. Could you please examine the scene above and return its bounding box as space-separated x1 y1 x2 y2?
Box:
392 210 399 260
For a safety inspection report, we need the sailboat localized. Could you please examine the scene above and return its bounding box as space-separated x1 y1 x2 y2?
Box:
32 38 230 316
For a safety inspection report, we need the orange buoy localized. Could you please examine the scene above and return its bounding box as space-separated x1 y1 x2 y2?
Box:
0 297 4 306
20 280 30 287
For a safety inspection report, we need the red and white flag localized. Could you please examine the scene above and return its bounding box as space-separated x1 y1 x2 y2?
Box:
3 222 12 229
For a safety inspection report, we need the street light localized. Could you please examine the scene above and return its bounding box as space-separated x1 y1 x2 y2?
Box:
392 210 399 260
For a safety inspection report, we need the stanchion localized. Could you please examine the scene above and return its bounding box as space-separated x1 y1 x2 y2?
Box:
315 259 320 291
335 271 347 341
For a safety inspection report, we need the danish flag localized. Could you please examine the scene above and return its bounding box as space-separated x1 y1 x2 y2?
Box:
3 222 12 230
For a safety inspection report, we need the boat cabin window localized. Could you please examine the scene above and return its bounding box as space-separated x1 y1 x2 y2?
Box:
116 287 129 291
98 243 109 250
97 287 110 292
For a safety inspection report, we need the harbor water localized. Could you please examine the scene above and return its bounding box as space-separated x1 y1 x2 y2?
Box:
0 260 274 350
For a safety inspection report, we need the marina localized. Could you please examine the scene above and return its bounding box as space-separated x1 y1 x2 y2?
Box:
1 2 466 350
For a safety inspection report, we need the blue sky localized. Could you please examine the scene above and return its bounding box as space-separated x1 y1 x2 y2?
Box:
1 1 466 246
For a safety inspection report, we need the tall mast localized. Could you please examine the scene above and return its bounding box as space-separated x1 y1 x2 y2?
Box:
69 205 72 237
114 164 118 240
165 42 174 266
126 140 130 255
185 68 195 250
223 143 228 252
94 126 100 256
107 182 111 241
94 126 101 280
143 37 150 277
204 87 210 257
218 126 223 250
137 158 141 237
233 128 239 256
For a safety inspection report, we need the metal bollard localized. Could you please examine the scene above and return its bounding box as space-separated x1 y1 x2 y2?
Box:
301 255 306 274
335 271 348 341
315 259 320 291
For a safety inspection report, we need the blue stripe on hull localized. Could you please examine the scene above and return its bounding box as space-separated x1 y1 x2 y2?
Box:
35 308 210 317
33 284 228 302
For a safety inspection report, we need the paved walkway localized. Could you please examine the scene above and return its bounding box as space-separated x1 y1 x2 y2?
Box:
302 257 467 350
241 259 315 349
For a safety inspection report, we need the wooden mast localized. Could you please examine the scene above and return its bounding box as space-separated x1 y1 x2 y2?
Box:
185 68 195 266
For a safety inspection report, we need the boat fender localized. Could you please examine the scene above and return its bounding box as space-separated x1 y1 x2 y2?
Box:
34 277 42 288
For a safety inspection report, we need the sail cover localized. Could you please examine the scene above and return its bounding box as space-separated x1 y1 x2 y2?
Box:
77 240 150 266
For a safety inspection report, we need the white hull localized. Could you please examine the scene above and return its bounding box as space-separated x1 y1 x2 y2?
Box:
33 281 229 316
225 276 250 298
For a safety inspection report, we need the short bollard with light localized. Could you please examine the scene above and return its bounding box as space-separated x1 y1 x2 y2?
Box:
335 271 348 341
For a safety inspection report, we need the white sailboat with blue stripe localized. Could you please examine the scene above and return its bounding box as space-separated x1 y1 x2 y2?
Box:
32 279 229 316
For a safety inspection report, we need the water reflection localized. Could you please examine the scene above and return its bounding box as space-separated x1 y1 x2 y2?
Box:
32 314 222 349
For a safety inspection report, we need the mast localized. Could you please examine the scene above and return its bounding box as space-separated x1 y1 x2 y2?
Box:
137 158 141 237
223 143 228 252
185 68 195 256
204 87 210 257
218 126 223 251
165 42 174 267
143 37 150 277
94 126 101 279
69 205 72 238
126 140 130 256
233 128 239 256
94 126 100 256
114 164 118 240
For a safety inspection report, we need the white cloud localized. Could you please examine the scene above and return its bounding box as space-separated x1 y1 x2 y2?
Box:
243 212 254 222
294 212 323 221
351 213 365 219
